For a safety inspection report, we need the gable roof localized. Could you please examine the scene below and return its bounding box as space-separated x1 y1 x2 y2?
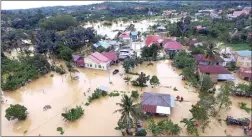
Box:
88 52 111 64
233 10 250 17
72 55 82 62
193 54 224 62
164 41 184 50
119 32 130 39
141 92 174 107
198 65 231 74
236 50 252 57
101 52 118 61
145 35 163 46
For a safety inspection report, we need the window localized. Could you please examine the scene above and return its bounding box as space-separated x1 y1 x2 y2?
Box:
98 65 102 68
206 73 210 75
90 64 92 67
95 65 97 68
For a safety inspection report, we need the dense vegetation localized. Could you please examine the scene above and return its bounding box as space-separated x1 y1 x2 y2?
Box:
61 106 84 121
39 15 77 31
1 54 51 91
5 104 28 121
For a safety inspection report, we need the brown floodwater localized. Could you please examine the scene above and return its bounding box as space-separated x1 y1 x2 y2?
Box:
1 60 251 136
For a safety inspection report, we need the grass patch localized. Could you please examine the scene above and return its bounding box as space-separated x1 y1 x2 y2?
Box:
227 43 251 51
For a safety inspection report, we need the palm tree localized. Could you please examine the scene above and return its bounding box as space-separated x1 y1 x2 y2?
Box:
204 42 219 59
114 94 145 135
180 118 199 136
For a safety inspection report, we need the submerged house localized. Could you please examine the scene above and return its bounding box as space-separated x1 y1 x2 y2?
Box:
145 35 163 47
193 54 225 66
119 32 131 43
101 51 119 64
239 67 252 81
198 65 235 83
72 55 85 67
233 50 252 68
163 41 184 53
141 92 175 116
84 52 111 70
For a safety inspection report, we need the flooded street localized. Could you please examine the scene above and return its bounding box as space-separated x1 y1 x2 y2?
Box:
1 60 250 136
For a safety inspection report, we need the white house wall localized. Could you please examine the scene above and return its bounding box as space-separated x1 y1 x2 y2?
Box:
84 57 110 70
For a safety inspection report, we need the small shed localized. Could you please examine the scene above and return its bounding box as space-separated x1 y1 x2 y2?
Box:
72 55 85 67
141 92 175 116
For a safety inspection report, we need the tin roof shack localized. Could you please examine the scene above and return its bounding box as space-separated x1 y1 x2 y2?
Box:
72 55 85 67
141 92 175 116
198 65 235 83
84 52 111 70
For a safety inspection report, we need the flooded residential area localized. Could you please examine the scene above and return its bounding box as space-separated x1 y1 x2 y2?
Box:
1 1 252 136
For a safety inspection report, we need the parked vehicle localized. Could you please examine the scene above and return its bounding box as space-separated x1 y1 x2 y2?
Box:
113 69 119 74
226 116 250 126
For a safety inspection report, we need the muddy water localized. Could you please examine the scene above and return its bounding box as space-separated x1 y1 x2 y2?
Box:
83 20 156 39
1 60 251 136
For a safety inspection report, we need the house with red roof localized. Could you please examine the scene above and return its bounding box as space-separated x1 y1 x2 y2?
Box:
72 55 85 67
198 65 234 83
163 41 184 53
119 32 130 43
84 52 111 70
238 67 252 81
145 35 163 47
101 52 119 64
193 54 225 66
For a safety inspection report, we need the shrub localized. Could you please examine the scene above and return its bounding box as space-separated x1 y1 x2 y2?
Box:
57 127 64 135
61 106 84 121
131 90 139 99
135 129 147 136
88 88 108 103
5 104 28 121
109 91 120 97
54 65 66 75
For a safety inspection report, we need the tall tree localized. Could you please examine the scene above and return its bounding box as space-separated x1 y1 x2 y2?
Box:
216 81 233 112
150 75 160 87
114 94 145 134
131 72 150 90
204 41 219 60
180 118 199 136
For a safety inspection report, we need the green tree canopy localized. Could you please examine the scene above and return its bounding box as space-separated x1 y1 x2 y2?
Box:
39 15 77 31
5 104 28 121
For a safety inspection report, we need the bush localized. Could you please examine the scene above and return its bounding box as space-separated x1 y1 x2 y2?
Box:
109 91 120 97
56 45 73 61
61 106 84 121
5 104 28 121
54 65 66 75
57 127 64 135
131 90 139 99
226 61 237 71
88 88 108 103
135 129 147 136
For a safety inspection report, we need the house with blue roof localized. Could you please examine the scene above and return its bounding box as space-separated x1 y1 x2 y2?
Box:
130 31 138 41
234 50 252 68
93 41 111 51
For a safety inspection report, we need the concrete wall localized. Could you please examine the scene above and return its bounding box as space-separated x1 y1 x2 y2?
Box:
236 56 251 68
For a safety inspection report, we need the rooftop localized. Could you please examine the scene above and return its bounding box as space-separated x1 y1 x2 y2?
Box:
198 65 231 74
101 52 118 61
164 41 183 50
141 92 175 107
88 52 110 64
236 50 252 57
145 35 163 46
193 54 224 62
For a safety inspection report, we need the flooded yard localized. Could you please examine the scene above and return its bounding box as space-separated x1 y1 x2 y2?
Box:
1 60 250 136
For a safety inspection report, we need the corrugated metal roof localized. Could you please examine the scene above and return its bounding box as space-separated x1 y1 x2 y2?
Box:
198 65 231 74
141 92 174 107
236 50 252 57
